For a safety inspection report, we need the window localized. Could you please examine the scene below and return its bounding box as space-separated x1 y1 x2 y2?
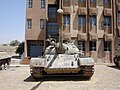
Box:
63 15 70 26
90 0 96 2
48 7 57 18
79 0 86 2
90 16 96 26
104 16 111 27
40 19 44 29
118 12 120 22
41 0 45 8
47 23 59 39
104 41 111 51
78 41 85 51
28 0 33 8
104 0 109 4
78 15 86 26
27 19 32 29
89 41 96 51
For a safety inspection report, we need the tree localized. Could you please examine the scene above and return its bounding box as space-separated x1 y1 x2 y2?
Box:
9 40 20 46
16 42 24 55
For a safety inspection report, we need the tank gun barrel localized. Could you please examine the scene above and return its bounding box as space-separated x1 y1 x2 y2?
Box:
57 0 65 53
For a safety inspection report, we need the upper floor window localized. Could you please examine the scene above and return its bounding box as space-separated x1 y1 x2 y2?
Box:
27 19 32 29
90 16 96 26
48 7 57 18
63 15 70 26
41 0 45 8
104 16 111 27
78 41 85 51
79 0 86 2
118 12 120 23
90 0 96 2
104 41 111 51
104 0 110 4
63 0 70 7
89 41 96 51
78 15 86 26
28 0 33 8
40 19 44 29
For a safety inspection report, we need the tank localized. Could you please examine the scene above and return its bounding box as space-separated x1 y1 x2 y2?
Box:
30 38 94 79
114 46 120 67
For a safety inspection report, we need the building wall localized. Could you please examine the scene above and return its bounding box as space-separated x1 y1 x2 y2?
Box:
25 0 119 63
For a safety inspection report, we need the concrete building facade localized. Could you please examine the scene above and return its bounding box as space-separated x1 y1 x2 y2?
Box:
25 0 120 63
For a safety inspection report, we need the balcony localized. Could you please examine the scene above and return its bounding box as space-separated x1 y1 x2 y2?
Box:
117 3 120 11
62 7 70 14
63 33 71 40
48 0 57 5
89 32 98 40
98 30 104 38
89 8 98 15
78 8 87 15
104 8 112 16
104 33 113 41
77 33 87 41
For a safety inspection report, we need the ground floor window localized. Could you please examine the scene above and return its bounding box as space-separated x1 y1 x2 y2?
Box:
104 41 111 51
78 41 85 51
89 41 96 51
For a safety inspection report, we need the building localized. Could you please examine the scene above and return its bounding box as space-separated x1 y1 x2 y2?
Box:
25 0 120 63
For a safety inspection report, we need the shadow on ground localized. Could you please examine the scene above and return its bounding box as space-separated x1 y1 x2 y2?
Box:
107 65 120 70
24 75 91 82
12 55 21 59
24 75 91 90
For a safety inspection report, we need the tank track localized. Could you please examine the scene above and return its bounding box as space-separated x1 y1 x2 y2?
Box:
80 66 94 78
30 67 44 79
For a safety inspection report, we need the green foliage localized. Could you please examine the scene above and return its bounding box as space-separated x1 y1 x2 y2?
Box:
9 40 20 46
16 42 24 55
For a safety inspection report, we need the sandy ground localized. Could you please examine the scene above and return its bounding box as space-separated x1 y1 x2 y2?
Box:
0 64 120 90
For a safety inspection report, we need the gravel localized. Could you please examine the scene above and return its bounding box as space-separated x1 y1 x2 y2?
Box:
0 64 120 90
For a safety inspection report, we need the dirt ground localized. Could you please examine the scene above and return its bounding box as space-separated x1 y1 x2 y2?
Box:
0 64 120 90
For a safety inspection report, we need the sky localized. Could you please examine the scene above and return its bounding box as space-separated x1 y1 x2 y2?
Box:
0 0 26 44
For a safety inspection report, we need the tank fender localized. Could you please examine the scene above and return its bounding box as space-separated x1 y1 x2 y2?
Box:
30 58 45 67
79 58 94 66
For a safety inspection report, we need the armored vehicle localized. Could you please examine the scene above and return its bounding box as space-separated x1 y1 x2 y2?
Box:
30 38 94 79
114 46 120 67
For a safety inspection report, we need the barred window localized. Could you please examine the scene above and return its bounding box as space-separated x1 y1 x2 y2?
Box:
48 7 57 18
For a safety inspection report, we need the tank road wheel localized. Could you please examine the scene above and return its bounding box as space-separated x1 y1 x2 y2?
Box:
30 67 44 80
81 66 94 79
114 57 119 67
118 60 120 67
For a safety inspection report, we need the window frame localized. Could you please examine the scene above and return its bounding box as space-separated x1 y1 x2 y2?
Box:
27 19 32 29
63 15 70 26
89 41 96 51
78 15 86 26
40 0 45 9
104 41 111 51
78 41 85 51
90 16 96 26
28 0 33 8
40 19 44 29
104 16 111 27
